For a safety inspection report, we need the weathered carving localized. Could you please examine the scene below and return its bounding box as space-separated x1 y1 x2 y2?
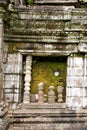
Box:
57 86 64 103
23 55 32 103
48 86 55 104
38 82 44 103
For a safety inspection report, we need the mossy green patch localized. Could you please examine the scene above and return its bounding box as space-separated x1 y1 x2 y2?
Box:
31 56 67 102
8 43 13 52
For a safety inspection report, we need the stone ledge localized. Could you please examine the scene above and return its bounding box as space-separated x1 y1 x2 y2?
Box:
4 35 80 43
8 104 87 130
8 103 87 115
22 103 66 109
34 0 78 4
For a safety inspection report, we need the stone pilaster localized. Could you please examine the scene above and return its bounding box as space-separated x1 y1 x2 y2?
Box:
23 55 32 103
3 53 22 103
66 54 84 109
82 54 87 107
0 17 4 101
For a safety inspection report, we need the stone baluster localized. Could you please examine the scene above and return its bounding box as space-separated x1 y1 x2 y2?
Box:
57 86 64 103
38 82 44 103
23 55 32 103
48 86 55 104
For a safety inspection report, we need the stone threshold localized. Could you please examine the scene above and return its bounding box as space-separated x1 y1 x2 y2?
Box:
8 103 87 115
34 0 78 4
22 103 66 109
8 103 87 130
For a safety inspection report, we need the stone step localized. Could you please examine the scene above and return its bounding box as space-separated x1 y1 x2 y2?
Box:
22 103 66 108
34 0 78 4
8 124 87 130
8 104 87 130
8 103 87 116
0 117 10 130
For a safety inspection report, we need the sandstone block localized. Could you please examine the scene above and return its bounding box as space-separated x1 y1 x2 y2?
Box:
74 76 83 87
71 87 81 97
4 74 20 81
66 87 71 97
67 87 86 97
3 63 19 73
74 66 83 76
82 97 87 107
66 96 83 109
8 53 18 63
0 38 2 49
5 94 13 102
0 73 2 81
0 24 3 37
67 66 83 76
67 57 73 67
73 57 83 67
67 76 74 87
67 56 83 67
67 67 73 76
4 79 19 89
5 93 19 102
84 87 87 96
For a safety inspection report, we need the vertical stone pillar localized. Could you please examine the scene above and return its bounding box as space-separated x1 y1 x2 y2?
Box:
82 54 87 107
66 54 84 109
23 55 32 103
38 82 44 103
57 86 64 103
0 18 4 101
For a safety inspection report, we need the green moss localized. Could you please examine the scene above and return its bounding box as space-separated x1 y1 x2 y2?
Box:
31 57 67 102
80 0 87 2
27 0 33 5
8 43 13 52
8 43 27 52
73 53 85 57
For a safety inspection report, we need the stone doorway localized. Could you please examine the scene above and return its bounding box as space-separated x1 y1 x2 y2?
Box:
30 56 67 103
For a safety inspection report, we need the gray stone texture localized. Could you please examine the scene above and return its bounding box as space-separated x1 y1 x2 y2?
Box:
1 0 87 110
3 3 87 109
0 17 5 101
66 55 87 108
7 104 87 130
3 53 22 102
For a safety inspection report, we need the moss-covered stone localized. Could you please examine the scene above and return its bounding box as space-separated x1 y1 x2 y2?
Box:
31 56 67 102
80 0 87 2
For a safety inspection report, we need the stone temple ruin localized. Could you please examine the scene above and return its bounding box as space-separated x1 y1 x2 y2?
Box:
0 0 87 129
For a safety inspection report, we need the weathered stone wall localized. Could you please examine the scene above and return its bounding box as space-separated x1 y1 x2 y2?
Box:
4 6 87 60
0 9 7 101
66 54 87 109
67 55 83 109
2 1 87 109
3 53 22 102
